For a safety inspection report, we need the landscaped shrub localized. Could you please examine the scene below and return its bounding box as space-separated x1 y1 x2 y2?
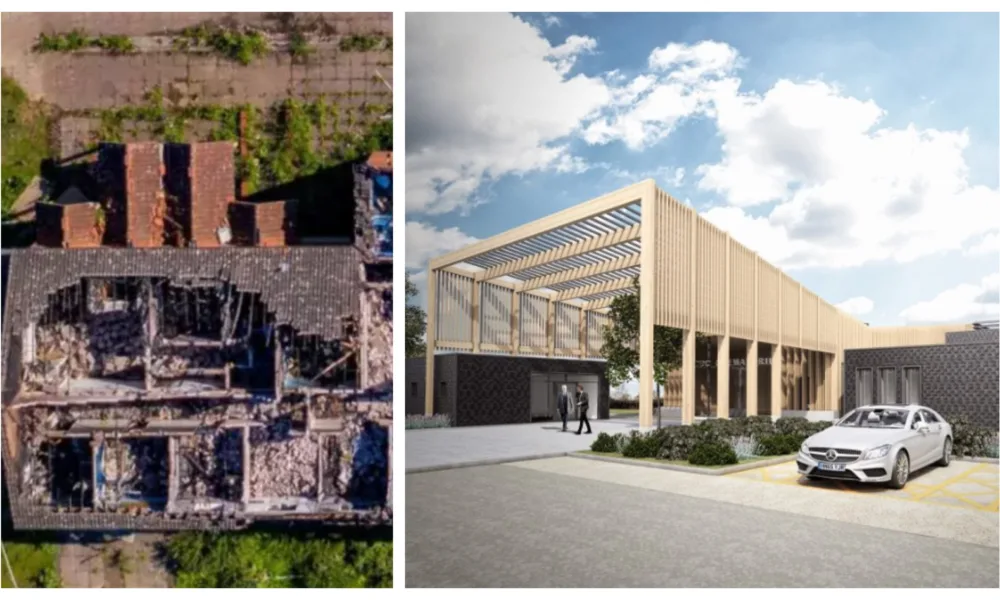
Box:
949 417 1000 458
728 435 760 461
688 440 738 466
758 433 801 456
404 414 451 430
590 432 618 453
621 430 661 459
731 415 778 439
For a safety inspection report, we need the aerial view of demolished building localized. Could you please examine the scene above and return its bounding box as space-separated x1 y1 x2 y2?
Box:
1 141 392 531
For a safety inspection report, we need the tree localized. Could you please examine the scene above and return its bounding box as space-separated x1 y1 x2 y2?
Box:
600 277 706 395
405 273 427 358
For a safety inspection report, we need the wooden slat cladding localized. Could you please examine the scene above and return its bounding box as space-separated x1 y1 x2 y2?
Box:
869 325 964 347
756 260 780 344
480 282 513 349
819 301 839 352
653 189 691 329
435 270 473 346
588 311 610 357
519 293 548 349
695 219 727 335
555 303 580 350
801 288 819 348
728 240 755 340
781 275 800 346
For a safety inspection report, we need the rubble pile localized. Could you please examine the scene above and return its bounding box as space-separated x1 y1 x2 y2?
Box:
312 394 346 419
151 345 227 378
249 427 319 499
100 439 169 503
84 311 145 376
178 430 243 502
335 412 389 508
363 288 393 390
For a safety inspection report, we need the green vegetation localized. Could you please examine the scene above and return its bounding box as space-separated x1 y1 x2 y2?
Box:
339 34 392 53
166 532 391 588
174 24 270 65
405 273 427 358
33 30 135 54
0 541 61 588
2 76 54 218
590 416 827 466
288 31 314 62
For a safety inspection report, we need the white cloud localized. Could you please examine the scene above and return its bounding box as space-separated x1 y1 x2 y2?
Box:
543 14 561 28
406 13 611 216
669 167 685 187
899 273 1000 324
964 232 1000 256
648 40 743 82
836 296 875 317
405 221 480 271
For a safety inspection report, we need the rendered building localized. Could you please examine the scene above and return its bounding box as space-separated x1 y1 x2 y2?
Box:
416 180 980 428
1 143 392 531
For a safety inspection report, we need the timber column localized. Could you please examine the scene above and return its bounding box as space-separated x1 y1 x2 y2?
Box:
638 181 657 429
746 255 759 416
717 237 731 419
424 268 438 415
681 206 698 425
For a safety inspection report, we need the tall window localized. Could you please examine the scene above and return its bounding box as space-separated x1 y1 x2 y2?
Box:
877 368 897 404
856 368 874 405
903 367 922 405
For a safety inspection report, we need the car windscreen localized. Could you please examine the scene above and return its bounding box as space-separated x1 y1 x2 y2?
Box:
837 408 908 428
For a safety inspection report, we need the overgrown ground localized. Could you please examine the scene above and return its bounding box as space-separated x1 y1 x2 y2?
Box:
166 531 391 588
1 75 54 218
0 540 61 588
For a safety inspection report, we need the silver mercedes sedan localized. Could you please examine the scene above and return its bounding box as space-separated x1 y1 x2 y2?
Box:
796 404 953 489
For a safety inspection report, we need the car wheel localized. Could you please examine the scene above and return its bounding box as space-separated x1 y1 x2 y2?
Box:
937 437 952 467
888 451 909 490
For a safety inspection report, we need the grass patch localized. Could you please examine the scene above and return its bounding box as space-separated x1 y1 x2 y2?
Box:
580 450 778 469
173 24 270 65
166 532 390 588
0 541 61 588
2 76 54 219
34 30 135 54
339 34 391 53
609 408 638 416
288 31 314 62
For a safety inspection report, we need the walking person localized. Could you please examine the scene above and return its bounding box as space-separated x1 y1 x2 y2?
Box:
574 383 592 435
557 385 570 431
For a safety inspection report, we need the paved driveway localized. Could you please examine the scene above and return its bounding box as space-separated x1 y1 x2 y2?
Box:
732 460 999 512
406 461 999 587
405 418 640 472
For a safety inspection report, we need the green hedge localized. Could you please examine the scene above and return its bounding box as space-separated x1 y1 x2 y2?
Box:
688 441 738 466
949 417 1000 458
588 416 823 463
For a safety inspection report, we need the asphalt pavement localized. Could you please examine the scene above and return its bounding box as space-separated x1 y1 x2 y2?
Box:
406 462 1000 588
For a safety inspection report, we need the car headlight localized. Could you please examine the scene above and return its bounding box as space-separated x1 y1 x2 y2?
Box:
800 443 810 454
863 444 892 460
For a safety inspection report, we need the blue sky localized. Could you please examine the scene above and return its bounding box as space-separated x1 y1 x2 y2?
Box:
406 12 999 326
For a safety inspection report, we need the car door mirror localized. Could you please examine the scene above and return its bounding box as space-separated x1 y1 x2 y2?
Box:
915 421 929 432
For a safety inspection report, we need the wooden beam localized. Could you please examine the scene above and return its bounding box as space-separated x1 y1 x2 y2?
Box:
638 181 657 429
586 294 631 311
554 276 635 302
520 253 641 293
478 224 641 282
424 269 437 415
431 180 650 271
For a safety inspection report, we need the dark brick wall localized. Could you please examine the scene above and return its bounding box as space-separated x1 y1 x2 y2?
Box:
844 342 999 428
406 354 609 427
946 329 999 345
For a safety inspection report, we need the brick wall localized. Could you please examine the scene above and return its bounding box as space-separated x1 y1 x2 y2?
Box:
35 203 104 248
228 200 297 247
190 142 235 247
124 142 165 248
843 342 999 429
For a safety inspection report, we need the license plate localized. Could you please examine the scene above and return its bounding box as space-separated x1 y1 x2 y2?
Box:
817 462 845 471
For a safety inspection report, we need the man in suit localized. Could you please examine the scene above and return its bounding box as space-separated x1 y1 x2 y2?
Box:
574 383 592 435
557 384 570 431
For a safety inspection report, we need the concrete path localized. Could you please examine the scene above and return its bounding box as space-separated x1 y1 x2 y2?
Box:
406 463 1000 588
515 457 999 548
405 419 640 472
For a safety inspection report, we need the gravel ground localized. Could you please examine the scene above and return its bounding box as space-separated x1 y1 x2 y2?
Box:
406 463 1000 588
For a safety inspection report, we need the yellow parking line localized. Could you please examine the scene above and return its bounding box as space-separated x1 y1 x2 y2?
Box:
907 466 987 502
933 488 996 510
